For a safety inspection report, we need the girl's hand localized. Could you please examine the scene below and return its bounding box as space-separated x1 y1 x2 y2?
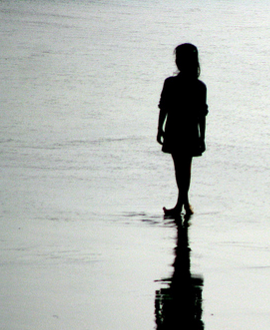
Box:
199 139 206 153
157 129 164 145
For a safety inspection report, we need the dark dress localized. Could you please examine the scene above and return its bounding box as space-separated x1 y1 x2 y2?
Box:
159 73 208 156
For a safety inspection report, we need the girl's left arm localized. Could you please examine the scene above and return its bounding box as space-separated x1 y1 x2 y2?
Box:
198 84 208 150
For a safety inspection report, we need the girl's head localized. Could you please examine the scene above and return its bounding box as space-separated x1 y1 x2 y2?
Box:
174 43 200 78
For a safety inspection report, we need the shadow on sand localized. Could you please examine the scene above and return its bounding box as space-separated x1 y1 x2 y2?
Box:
155 215 204 329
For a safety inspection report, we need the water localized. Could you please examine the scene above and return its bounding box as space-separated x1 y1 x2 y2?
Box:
1 0 270 329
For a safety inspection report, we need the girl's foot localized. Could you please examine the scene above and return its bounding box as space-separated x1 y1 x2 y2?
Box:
163 206 181 217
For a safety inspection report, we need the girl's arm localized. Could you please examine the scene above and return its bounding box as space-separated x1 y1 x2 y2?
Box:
157 108 167 145
198 84 208 151
157 78 170 145
199 115 206 141
198 115 206 152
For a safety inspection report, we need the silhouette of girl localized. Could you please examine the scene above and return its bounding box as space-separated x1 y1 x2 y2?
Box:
157 43 208 217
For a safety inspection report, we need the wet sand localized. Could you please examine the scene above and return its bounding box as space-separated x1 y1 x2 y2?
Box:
1 202 270 329
1 0 270 328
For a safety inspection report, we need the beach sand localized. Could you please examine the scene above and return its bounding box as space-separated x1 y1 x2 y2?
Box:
1 0 270 329
1 182 270 330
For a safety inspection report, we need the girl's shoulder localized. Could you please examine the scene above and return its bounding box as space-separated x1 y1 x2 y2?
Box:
164 75 178 83
163 75 183 87
163 75 207 91
197 79 207 89
161 76 179 91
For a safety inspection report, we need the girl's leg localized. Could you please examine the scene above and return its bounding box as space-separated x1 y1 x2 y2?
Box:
163 153 193 216
174 153 192 209
163 154 193 216
181 156 193 215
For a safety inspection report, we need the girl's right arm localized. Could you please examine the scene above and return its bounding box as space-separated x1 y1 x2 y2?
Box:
157 78 170 145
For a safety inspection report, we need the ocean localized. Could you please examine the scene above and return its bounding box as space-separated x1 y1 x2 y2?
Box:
1 0 270 329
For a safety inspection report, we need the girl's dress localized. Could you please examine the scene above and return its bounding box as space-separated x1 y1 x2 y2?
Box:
158 73 208 156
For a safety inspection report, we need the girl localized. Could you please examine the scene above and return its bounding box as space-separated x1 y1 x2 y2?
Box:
157 43 208 217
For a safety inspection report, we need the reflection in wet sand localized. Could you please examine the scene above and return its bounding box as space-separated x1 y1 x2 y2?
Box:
155 216 204 329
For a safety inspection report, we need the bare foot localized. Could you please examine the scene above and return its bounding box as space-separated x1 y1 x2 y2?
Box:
163 207 181 217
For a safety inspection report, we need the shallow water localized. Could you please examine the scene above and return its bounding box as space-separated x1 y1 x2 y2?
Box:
1 0 270 329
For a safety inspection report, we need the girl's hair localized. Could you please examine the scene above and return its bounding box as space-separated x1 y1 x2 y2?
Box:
174 43 200 78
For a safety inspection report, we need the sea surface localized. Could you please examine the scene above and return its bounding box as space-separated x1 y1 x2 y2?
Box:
1 0 270 329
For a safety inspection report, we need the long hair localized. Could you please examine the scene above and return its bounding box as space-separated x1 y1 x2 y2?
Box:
174 43 200 78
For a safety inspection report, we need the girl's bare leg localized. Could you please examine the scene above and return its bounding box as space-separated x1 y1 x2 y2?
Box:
164 154 193 216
